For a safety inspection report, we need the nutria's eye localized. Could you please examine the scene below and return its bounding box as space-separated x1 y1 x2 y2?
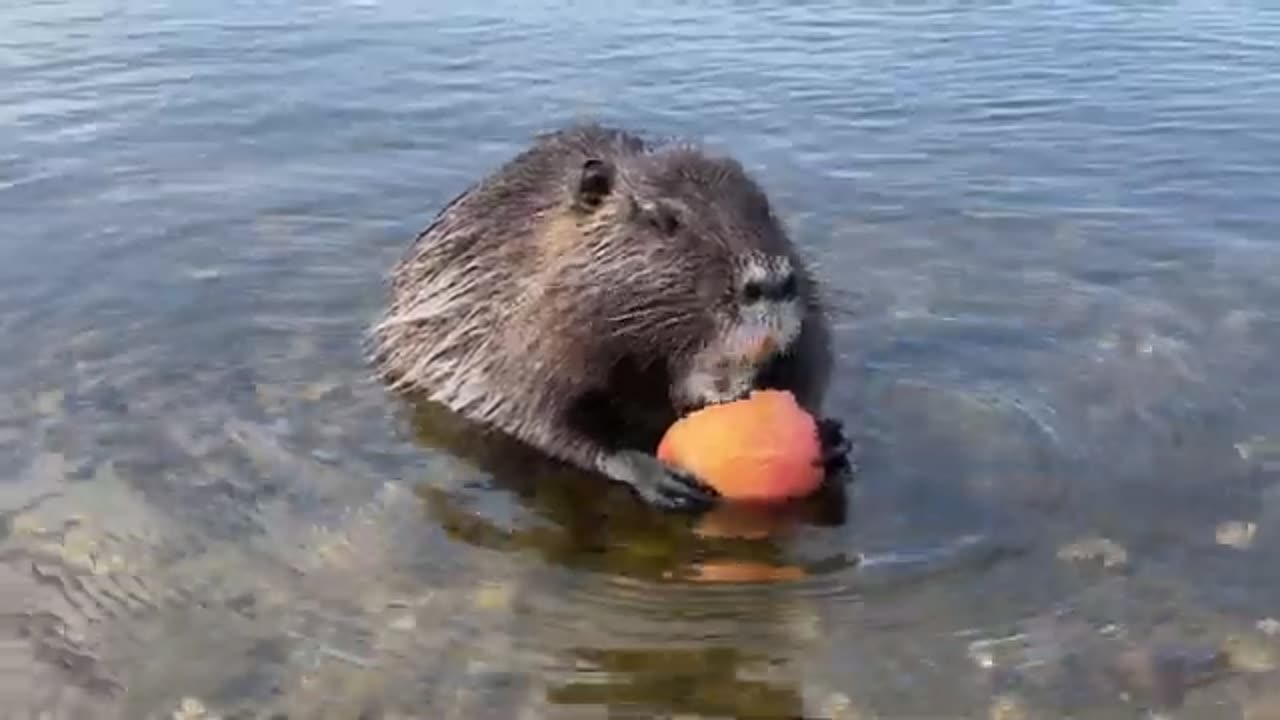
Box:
778 273 797 299
647 207 680 235
742 280 764 303
575 158 613 210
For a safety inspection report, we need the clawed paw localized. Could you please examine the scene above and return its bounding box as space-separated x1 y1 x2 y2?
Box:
645 462 720 513
604 450 719 514
816 417 854 474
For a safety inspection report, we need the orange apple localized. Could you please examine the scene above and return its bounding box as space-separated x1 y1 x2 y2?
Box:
656 389 823 502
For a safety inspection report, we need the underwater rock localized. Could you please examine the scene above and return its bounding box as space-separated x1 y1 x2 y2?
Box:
1057 536 1130 569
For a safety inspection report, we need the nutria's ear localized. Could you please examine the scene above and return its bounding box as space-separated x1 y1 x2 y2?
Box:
574 158 614 210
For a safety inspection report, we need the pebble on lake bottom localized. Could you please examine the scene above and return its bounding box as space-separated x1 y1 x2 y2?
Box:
1235 436 1280 471
815 690 867 720
33 389 65 416
1222 634 1278 673
9 511 44 536
1057 536 1129 569
1216 520 1258 549
172 697 220 720
388 613 416 632
988 693 1029 720
473 581 515 612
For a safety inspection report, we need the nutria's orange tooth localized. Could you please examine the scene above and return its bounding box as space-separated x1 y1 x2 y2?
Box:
746 335 777 362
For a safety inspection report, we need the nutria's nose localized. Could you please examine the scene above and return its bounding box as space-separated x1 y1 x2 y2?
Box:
742 271 797 303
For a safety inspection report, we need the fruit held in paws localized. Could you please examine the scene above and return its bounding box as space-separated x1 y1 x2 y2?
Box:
656 389 824 502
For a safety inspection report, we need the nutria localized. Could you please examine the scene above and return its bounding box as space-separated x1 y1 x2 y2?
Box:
369 123 850 511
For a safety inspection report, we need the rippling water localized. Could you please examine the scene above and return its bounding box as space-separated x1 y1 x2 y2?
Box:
4 1 1280 718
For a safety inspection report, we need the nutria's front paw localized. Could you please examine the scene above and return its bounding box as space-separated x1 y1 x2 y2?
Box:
601 450 720 513
816 417 854 474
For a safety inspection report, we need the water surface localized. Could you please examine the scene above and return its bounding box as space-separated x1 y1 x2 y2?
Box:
3 1 1280 718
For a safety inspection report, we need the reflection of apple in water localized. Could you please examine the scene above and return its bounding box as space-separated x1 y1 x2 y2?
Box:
657 389 824 502
681 497 815 582
692 500 797 540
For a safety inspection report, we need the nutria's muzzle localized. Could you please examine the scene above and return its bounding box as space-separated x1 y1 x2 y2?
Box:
671 329 795 414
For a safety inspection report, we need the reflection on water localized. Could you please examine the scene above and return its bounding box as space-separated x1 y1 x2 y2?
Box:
4 0 1280 717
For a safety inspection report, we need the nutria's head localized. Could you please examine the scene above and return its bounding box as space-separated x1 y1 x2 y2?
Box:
565 140 815 414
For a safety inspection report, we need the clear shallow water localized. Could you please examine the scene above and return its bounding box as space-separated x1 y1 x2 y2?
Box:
3 1 1280 717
